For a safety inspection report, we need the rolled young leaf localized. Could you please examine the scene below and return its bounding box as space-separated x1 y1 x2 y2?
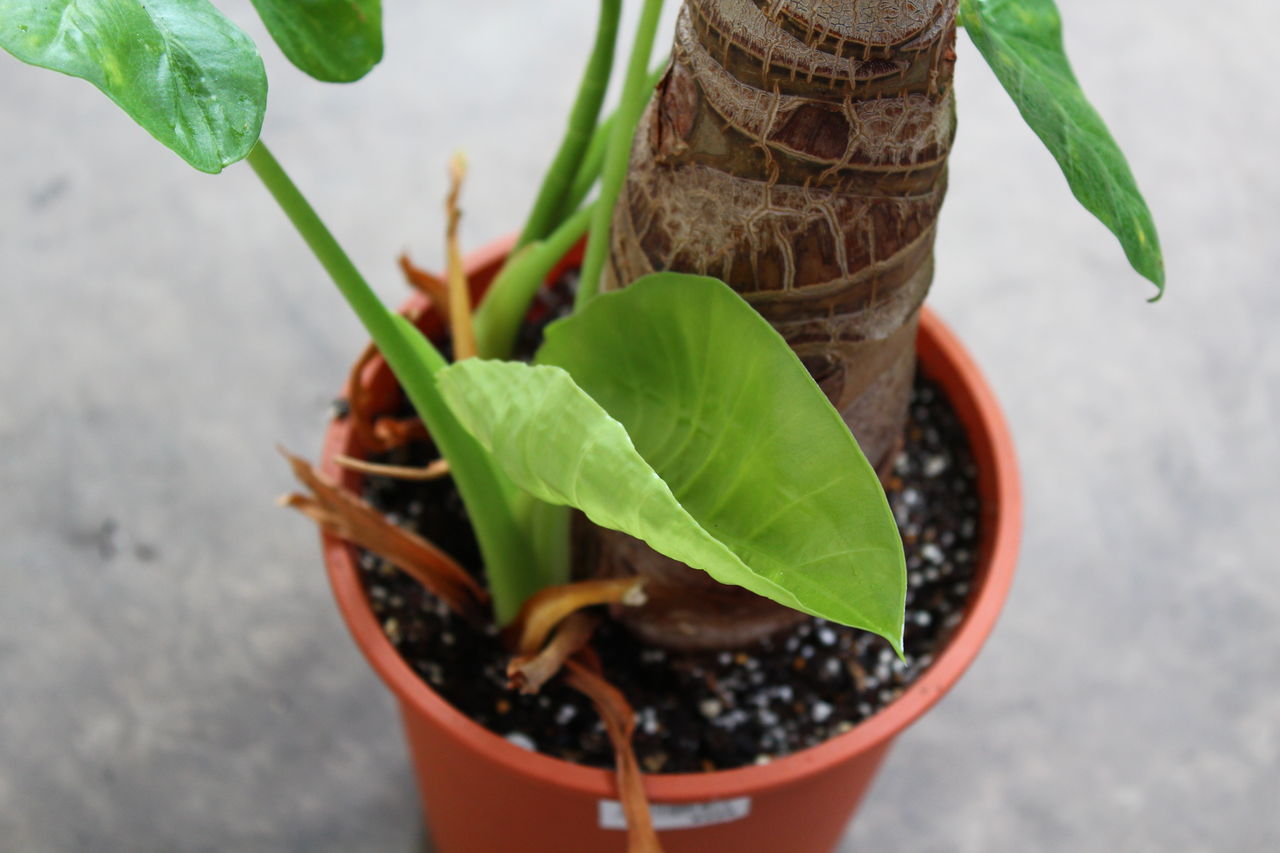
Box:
0 0 266 173
249 0 382 83
438 273 906 652
959 0 1165 295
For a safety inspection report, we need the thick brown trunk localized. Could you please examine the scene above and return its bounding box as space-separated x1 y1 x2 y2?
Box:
591 0 957 649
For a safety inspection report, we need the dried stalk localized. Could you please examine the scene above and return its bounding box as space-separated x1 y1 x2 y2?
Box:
509 577 647 656
333 454 450 481
564 655 662 853
444 152 477 360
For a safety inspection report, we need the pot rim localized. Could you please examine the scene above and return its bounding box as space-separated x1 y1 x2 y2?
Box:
321 237 1021 801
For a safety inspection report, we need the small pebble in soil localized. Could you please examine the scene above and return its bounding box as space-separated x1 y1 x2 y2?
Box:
505 732 536 751
699 699 724 720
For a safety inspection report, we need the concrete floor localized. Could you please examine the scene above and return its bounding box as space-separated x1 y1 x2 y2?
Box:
1 1 1275 850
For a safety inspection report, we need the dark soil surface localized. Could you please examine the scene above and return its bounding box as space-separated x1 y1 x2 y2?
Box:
344 278 982 773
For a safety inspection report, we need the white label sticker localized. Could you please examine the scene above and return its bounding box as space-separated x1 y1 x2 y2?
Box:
598 796 752 831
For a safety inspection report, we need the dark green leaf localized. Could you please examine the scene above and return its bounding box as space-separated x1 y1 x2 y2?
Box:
960 0 1165 295
438 274 906 652
250 0 381 83
0 0 266 173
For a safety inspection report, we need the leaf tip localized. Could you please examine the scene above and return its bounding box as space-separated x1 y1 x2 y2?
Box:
891 634 907 663
1139 255 1166 302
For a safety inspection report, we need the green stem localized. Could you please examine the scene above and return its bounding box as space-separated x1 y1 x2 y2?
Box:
473 203 594 360
246 141 538 624
557 113 613 225
523 498 571 590
476 57 667 361
554 63 666 223
515 0 621 249
576 0 666 309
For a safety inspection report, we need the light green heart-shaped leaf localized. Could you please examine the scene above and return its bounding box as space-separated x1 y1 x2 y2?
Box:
250 0 382 83
960 0 1165 296
437 273 905 652
0 0 266 173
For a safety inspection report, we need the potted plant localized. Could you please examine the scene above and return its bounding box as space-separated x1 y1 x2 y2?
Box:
1 1 1161 851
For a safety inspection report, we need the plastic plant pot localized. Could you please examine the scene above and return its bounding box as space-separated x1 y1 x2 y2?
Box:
320 237 1021 853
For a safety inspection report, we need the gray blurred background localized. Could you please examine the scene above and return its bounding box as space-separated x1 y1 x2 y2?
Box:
1 1 1275 850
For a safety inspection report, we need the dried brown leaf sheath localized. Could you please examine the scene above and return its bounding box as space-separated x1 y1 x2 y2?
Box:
370 416 429 449
345 338 392 452
344 297 431 455
278 450 488 622
397 253 450 309
507 611 599 695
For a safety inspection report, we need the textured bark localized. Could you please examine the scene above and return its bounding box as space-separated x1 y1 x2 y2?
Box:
592 0 957 649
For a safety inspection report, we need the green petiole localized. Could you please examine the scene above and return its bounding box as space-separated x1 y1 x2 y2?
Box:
474 203 595 360
245 141 540 623
554 62 667 224
576 0 666 308
515 0 621 250
476 61 668 361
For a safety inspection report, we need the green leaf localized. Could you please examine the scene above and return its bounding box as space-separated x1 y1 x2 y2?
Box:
250 0 382 83
0 0 266 173
959 0 1165 296
437 274 906 652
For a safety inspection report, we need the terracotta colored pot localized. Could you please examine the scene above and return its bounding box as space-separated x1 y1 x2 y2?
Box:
321 238 1021 853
